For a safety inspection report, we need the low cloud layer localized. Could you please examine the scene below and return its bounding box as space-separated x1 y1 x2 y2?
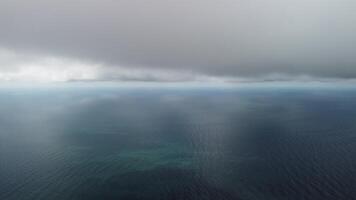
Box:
1 0 356 82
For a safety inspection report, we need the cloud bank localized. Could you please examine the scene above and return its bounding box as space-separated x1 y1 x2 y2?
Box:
1 0 356 82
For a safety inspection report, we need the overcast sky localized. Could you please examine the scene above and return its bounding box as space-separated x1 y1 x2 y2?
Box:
0 0 356 82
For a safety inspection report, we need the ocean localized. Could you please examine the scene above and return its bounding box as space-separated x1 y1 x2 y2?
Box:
1 84 356 200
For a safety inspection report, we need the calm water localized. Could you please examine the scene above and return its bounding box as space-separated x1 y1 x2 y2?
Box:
1 85 356 200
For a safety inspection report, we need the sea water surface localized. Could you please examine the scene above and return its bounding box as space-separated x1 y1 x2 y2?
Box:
1 84 356 200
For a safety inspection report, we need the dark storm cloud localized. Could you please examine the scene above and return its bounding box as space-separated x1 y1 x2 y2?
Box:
1 0 356 81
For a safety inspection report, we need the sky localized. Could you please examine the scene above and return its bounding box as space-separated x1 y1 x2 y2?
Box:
0 0 356 82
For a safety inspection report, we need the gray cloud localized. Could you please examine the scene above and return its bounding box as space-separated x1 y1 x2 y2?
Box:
1 0 356 81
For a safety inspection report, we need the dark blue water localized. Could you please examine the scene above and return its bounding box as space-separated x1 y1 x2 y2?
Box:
1 85 356 200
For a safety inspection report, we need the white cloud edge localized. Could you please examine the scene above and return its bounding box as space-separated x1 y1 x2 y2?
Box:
1 48 356 84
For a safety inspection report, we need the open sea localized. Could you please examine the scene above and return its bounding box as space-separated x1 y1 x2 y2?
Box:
1 84 356 200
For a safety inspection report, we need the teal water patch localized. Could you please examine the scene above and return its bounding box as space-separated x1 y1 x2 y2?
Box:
114 146 195 171
75 143 197 181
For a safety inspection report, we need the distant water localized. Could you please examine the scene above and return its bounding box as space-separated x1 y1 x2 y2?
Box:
1 85 356 200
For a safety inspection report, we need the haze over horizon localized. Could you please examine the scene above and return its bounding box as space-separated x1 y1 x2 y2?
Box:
1 0 356 82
